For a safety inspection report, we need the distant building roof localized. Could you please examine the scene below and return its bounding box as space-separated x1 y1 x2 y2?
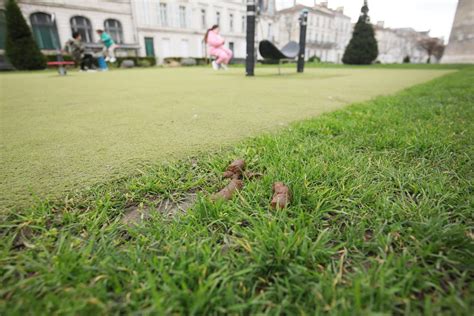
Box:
276 4 349 19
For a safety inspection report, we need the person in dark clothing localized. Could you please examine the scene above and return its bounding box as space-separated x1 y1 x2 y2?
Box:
65 32 96 71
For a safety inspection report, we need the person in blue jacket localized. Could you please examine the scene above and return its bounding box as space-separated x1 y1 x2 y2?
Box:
96 29 117 63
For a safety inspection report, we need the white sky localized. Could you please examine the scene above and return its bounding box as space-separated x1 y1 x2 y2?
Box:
276 0 459 42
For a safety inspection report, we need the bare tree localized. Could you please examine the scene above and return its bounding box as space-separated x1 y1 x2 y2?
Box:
418 38 445 63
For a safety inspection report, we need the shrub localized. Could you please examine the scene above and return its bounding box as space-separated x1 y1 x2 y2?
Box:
308 55 321 63
137 59 151 67
163 57 217 66
403 55 411 64
5 0 46 70
116 57 156 67
139 57 156 66
342 3 378 65
163 57 182 64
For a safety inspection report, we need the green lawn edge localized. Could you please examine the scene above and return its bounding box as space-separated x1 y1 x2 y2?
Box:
1 67 473 314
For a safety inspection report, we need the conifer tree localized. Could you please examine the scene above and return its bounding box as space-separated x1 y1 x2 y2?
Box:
342 1 378 65
5 0 46 70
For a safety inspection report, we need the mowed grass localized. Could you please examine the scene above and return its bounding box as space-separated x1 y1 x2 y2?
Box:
0 66 452 209
1 67 473 314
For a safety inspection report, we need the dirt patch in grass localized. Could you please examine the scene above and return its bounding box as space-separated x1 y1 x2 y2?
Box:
122 193 198 226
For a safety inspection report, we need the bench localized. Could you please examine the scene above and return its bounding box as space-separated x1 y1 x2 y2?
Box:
47 61 75 75
259 40 299 75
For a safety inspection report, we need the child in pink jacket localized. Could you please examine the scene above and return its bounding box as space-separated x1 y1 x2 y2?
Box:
205 25 233 70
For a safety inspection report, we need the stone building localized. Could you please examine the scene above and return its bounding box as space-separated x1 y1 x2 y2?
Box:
394 28 442 63
0 0 140 56
256 0 279 44
442 0 474 63
374 22 434 64
278 1 444 64
374 22 405 63
0 0 451 65
276 3 352 63
132 0 248 61
331 5 352 63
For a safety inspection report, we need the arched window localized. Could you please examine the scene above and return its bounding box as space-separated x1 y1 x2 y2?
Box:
70 16 93 43
104 19 123 44
30 12 60 49
0 10 6 49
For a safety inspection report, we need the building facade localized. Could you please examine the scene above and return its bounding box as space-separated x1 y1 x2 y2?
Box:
0 0 139 56
276 3 351 63
395 28 441 63
374 22 405 63
275 1 443 64
0 0 451 65
257 0 279 45
132 0 248 61
374 22 434 64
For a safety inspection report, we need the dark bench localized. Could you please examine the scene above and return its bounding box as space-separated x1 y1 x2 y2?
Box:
259 40 299 74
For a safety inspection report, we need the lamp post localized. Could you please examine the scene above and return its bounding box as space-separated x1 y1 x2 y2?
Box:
246 0 256 76
297 9 308 73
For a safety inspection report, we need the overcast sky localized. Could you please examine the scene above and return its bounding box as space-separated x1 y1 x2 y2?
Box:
276 0 459 42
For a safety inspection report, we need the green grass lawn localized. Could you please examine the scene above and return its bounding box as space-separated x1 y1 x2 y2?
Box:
0 66 453 210
253 62 474 70
0 67 472 314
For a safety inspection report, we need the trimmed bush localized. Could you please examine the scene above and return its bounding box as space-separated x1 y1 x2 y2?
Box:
116 56 156 67
5 0 46 70
137 59 151 67
308 55 321 63
181 58 197 66
342 3 378 65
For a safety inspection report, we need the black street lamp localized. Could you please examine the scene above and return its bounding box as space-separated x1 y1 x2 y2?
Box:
246 0 256 76
297 9 309 73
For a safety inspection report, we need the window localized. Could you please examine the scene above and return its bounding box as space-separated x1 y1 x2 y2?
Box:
70 16 93 43
31 12 60 49
180 39 189 56
104 19 123 44
161 38 171 57
179 6 186 28
0 10 5 49
216 11 220 26
160 3 168 27
229 42 234 53
201 9 206 29
241 15 245 33
267 22 272 39
229 13 234 32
